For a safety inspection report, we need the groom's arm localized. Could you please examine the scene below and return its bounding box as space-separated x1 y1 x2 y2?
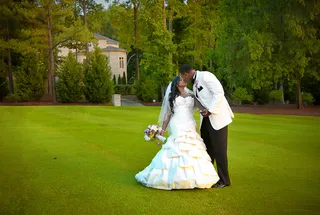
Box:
203 72 224 115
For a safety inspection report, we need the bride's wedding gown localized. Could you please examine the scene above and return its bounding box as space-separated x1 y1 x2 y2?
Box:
135 96 219 190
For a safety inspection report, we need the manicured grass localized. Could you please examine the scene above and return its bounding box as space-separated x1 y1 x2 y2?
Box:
0 106 319 215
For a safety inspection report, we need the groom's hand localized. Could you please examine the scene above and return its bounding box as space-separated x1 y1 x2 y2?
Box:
201 109 211 117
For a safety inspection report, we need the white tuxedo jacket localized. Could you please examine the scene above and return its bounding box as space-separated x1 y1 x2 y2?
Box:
193 71 234 130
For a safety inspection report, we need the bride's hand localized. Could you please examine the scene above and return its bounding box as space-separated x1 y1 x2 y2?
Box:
160 128 165 136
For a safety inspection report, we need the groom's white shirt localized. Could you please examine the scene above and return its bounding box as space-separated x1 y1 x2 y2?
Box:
193 71 234 130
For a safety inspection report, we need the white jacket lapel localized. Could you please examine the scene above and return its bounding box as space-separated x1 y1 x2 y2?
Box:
193 71 200 97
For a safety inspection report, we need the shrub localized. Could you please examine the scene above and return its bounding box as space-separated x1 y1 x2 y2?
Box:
136 77 158 102
84 48 114 103
269 90 283 104
56 52 84 103
112 75 116 85
122 72 127 85
302 92 314 105
0 70 9 101
114 85 135 95
117 74 122 85
15 54 46 101
5 93 19 102
232 87 253 105
253 88 271 104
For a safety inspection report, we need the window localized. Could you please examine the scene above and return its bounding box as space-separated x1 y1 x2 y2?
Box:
119 57 124 68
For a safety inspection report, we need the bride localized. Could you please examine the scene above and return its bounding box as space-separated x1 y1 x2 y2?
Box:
135 76 219 190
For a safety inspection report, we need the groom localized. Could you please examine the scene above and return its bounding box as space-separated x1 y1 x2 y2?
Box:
180 64 234 188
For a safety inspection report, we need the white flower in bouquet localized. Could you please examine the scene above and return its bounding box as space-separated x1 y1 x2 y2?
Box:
143 124 167 146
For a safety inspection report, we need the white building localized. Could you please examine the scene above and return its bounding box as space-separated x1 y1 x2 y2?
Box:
59 33 127 84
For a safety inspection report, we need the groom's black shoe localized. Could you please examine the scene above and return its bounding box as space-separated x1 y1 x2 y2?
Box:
213 181 229 188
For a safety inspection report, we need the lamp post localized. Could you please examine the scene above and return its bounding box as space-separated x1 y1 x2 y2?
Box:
127 54 136 83
127 54 136 65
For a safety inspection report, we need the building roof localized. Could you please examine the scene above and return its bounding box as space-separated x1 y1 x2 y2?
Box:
102 46 127 52
107 38 118 43
94 33 108 39
94 33 118 43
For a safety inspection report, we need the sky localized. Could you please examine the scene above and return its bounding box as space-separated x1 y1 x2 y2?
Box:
95 0 126 9
95 0 111 9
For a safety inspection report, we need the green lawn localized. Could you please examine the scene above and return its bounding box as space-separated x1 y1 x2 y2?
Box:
0 106 319 215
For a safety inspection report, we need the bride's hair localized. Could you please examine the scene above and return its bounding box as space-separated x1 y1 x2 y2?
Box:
168 76 181 114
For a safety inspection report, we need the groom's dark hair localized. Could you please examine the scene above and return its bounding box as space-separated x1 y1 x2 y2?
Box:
179 64 193 74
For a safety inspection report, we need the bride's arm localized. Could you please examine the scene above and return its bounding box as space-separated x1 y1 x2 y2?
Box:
161 114 171 134
193 96 207 112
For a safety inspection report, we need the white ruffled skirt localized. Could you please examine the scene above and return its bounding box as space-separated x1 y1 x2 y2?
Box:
135 127 220 190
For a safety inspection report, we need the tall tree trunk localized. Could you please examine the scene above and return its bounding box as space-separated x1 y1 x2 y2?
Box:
5 21 14 94
83 0 88 62
7 48 14 94
75 42 78 60
168 4 173 67
280 81 284 104
134 1 140 79
47 7 56 102
209 24 213 70
193 10 197 65
163 0 166 29
296 79 302 109
176 59 178 76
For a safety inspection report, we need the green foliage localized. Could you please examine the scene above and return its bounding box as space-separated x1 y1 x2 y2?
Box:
214 0 320 108
117 74 122 85
122 72 127 85
269 90 283 104
112 75 116 85
5 93 19 102
0 61 9 101
114 85 135 95
84 47 114 103
302 93 314 105
56 52 84 103
17 0 75 51
253 88 271 105
0 76 9 102
103 4 134 52
135 76 158 102
138 0 176 88
15 54 46 102
232 87 253 105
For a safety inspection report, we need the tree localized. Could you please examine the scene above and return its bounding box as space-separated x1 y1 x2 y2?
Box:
113 74 116 85
58 18 92 60
18 0 74 102
0 59 9 101
0 0 21 94
117 74 122 85
84 47 114 103
214 0 320 109
138 0 176 100
104 3 134 51
56 52 84 102
122 72 127 85
15 53 47 102
232 87 253 105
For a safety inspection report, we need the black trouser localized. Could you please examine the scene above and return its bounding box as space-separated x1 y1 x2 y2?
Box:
201 117 230 185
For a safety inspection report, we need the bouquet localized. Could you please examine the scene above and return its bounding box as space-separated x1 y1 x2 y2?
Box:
144 124 167 146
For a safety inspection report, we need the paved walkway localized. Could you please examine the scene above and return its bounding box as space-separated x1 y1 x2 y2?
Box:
121 98 144 106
